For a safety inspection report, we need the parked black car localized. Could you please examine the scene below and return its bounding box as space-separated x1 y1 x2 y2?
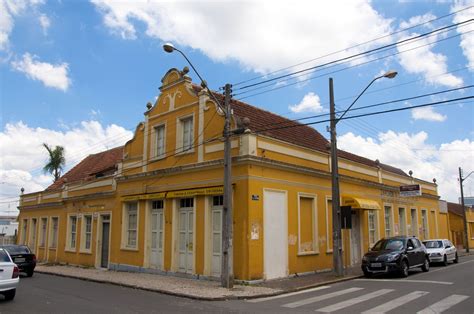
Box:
0 245 36 277
361 236 430 278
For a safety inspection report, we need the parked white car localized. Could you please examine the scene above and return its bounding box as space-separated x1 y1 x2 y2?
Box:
0 248 19 301
422 239 458 266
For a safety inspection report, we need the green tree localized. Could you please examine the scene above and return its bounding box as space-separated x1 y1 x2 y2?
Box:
42 143 66 182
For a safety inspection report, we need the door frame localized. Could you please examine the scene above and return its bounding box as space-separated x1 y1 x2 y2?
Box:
349 209 363 265
144 200 165 270
263 188 288 280
171 197 196 274
95 212 112 269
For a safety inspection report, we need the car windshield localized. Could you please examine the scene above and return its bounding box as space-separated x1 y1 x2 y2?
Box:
1 245 30 254
423 240 443 248
372 239 405 251
0 249 11 262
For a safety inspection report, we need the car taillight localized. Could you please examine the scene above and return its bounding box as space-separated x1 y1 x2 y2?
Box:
12 265 19 278
32 254 37 263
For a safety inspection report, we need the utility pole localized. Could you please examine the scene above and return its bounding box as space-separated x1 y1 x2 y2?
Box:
329 78 344 276
459 167 470 253
222 83 234 288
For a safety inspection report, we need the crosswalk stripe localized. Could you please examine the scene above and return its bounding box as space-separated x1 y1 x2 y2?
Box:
246 286 331 303
281 287 364 308
315 289 394 313
361 291 429 314
416 294 469 314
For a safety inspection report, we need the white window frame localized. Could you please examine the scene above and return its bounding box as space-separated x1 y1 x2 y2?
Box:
297 193 319 255
49 216 59 249
421 208 429 239
368 210 378 247
398 207 407 236
410 207 419 237
80 214 93 253
39 217 48 247
122 202 139 250
384 204 393 238
66 214 78 251
152 123 166 159
325 196 333 253
176 114 194 154
21 219 28 245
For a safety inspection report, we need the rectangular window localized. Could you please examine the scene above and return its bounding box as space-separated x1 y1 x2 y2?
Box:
49 217 58 248
298 195 318 253
384 205 392 238
40 218 47 247
181 117 193 152
410 208 418 237
398 207 406 235
68 216 77 250
154 125 165 158
125 203 138 248
368 210 377 246
21 219 28 245
81 215 92 251
421 209 428 239
470 222 474 239
326 198 333 252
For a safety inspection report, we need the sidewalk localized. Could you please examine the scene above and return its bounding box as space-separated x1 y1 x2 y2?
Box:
35 264 362 301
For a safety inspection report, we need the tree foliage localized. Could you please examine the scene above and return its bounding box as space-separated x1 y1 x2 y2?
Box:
42 143 66 182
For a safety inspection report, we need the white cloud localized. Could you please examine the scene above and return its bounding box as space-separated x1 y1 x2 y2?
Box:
399 13 436 29
338 131 474 202
91 0 393 74
39 13 50 35
0 120 133 214
11 53 71 91
289 92 324 113
396 32 464 87
452 1 474 71
411 106 447 122
0 0 44 50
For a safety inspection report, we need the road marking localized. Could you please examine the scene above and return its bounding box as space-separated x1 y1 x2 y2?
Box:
246 285 331 303
416 294 469 313
419 259 474 275
281 287 363 308
355 279 453 285
315 289 393 313
361 290 429 314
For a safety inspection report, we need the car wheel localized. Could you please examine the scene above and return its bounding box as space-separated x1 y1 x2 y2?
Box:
3 289 16 301
421 257 430 272
454 253 459 263
400 260 409 277
26 269 34 277
363 270 372 278
443 255 448 266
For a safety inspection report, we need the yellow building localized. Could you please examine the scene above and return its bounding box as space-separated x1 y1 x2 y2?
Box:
447 202 474 249
17 68 449 281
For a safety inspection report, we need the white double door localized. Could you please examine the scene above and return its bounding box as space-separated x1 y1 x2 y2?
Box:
178 207 194 273
149 207 164 269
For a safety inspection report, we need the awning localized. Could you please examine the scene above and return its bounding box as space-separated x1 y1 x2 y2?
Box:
342 196 381 210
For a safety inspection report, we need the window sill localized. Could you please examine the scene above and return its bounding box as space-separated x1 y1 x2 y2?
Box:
120 247 139 252
79 250 92 255
175 149 195 156
297 251 319 256
326 249 333 254
65 248 77 253
48 247 57 250
150 155 167 162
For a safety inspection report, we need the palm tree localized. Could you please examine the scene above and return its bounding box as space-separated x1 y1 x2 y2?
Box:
42 143 66 182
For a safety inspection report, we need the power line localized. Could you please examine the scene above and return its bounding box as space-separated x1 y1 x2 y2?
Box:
235 28 472 100
232 5 474 87
234 18 473 91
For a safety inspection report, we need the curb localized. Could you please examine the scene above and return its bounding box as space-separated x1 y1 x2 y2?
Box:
35 269 362 301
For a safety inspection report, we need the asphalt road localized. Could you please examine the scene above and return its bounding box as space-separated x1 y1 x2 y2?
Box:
1 255 473 313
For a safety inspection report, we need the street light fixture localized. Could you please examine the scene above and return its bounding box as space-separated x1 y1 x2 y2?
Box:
329 71 397 276
163 43 234 288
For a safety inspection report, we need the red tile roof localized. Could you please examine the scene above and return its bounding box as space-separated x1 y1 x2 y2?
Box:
195 85 407 177
46 146 123 190
447 202 469 217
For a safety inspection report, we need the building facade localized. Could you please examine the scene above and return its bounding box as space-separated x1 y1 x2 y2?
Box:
18 68 449 281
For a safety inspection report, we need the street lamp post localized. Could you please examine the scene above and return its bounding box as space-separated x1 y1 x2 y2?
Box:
329 71 397 276
459 167 473 253
163 43 234 288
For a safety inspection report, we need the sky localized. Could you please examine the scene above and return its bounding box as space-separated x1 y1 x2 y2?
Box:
0 0 473 215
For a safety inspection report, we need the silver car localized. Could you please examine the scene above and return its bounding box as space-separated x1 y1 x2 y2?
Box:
423 239 458 266
0 248 20 301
